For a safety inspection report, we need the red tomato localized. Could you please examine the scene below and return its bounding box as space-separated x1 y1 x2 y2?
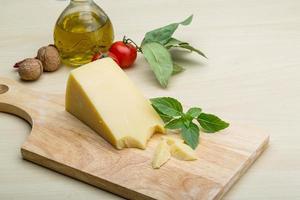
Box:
106 51 120 66
91 51 120 66
109 41 137 68
91 52 103 61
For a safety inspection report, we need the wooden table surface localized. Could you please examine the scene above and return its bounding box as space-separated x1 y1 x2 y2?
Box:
0 0 299 199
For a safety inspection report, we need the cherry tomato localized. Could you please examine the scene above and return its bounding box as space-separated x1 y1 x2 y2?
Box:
92 52 103 61
91 51 120 66
106 51 120 66
109 41 137 68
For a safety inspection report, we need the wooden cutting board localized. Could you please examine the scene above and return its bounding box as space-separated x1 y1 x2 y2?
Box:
0 77 269 200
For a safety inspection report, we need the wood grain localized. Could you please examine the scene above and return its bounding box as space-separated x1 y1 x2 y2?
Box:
0 77 269 200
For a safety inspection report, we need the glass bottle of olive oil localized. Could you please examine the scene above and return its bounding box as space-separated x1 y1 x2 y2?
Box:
54 0 114 67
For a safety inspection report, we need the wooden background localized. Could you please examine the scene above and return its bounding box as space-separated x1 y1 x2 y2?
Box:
0 0 299 199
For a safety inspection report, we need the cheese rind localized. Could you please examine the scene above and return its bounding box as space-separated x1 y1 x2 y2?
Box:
65 58 165 149
152 140 171 169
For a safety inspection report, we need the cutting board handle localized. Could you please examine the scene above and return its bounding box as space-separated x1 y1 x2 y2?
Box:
0 77 34 125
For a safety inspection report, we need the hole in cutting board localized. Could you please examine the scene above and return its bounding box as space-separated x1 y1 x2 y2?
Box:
0 84 9 94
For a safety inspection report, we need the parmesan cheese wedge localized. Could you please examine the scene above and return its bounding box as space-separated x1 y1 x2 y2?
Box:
162 136 184 145
152 140 171 169
65 58 165 149
170 142 197 161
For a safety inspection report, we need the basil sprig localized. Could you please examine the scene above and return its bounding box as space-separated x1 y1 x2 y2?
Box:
141 15 207 88
151 97 229 149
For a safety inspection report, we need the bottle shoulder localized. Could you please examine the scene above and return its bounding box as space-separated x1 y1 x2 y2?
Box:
55 1 109 27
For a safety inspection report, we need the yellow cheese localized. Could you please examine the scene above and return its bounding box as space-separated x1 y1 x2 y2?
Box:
170 142 197 161
162 136 184 145
152 140 171 169
65 58 165 149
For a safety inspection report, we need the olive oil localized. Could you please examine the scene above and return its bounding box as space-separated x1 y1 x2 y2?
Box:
54 11 114 67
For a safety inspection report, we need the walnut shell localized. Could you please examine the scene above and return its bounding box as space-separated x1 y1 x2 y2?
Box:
17 58 43 81
37 45 60 72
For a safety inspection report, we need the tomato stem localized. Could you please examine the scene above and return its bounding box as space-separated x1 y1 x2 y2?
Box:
123 36 142 53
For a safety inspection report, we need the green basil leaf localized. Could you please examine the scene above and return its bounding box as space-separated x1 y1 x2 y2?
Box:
153 107 173 123
181 122 200 149
183 117 191 127
165 118 185 129
141 42 173 87
172 63 185 75
165 38 207 58
165 38 188 49
150 97 183 117
197 113 229 133
186 107 202 118
178 43 207 58
142 15 193 45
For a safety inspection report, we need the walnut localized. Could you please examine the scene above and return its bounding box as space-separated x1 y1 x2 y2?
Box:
37 45 60 72
15 58 43 81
